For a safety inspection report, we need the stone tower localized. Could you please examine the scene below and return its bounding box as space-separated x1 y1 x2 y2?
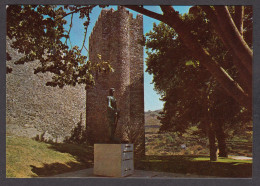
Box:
86 6 145 156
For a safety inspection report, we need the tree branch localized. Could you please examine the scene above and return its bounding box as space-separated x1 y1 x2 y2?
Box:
156 6 251 109
126 5 250 108
124 5 166 22
83 45 88 52
80 30 87 52
160 5 177 18
234 6 244 36
213 6 252 75
65 13 73 45
57 5 96 20
200 6 251 95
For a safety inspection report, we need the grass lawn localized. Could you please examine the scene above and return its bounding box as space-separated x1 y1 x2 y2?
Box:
6 135 93 178
135 155 252 178
6 134 252 178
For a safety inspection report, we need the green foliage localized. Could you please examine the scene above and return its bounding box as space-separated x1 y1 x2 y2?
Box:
144 8 252 139
6 5 113 89
145 110 252 157
135 155 252 177
64 114 88 144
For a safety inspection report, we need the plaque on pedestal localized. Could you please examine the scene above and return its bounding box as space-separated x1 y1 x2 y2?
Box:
94 144 134 177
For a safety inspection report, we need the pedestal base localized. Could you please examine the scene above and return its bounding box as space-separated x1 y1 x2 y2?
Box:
94 144 134 177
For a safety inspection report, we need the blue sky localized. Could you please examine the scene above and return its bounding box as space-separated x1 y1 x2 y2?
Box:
65 5 191 111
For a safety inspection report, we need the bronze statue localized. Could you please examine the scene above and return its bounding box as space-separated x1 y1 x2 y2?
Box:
107 88 120 143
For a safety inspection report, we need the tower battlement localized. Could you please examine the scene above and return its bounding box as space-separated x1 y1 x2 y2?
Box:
89 7 143 41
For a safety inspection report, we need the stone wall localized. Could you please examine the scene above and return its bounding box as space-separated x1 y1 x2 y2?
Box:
87 6 145 156
6 39 86 142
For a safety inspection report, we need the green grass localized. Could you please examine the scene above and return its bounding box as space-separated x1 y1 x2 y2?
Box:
145 110 252 158
135 155 252 178
6 129 252 178
192 157 252 164
6 135 93 178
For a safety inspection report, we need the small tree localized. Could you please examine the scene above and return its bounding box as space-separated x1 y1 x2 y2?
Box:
64 114 88 144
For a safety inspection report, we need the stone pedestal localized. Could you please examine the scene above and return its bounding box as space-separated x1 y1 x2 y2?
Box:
94 144 134 177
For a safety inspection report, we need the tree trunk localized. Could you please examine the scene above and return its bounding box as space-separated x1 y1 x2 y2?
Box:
208 123 218 161
215 123 228 157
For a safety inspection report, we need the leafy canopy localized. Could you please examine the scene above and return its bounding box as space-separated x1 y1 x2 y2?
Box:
7 5 112 89
145 8 252 136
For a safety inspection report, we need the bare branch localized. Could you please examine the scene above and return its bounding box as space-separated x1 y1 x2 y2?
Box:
83 45 88 52
68 36 72 48
57 5 96 20
65 13 73 45
80 30 87 52
234 6 244 36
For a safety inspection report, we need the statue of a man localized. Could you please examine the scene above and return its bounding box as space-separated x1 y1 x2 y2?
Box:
107 88 120 143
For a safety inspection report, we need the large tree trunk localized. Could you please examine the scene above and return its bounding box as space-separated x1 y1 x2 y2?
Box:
208 123 218 161
215 123 228 157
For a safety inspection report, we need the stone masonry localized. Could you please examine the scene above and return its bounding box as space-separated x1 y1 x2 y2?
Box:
86 7 145 156
6 39 86 142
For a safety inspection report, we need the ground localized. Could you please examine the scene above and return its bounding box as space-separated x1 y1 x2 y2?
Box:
6 133 252 178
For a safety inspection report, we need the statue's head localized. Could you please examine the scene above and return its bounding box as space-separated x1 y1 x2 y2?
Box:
109 88 115 96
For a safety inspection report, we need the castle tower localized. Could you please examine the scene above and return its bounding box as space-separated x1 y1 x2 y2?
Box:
87 7 145 156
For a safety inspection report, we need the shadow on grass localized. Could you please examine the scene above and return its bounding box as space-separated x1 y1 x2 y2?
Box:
30 143 94 177
29 144 252 178
134 155 252 178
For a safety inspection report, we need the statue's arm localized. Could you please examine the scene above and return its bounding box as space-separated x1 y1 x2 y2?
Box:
107 96 113 110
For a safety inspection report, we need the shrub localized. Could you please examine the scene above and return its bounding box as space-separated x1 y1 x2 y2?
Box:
64 114 88 144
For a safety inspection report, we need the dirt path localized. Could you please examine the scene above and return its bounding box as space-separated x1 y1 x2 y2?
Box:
228 155 252 160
